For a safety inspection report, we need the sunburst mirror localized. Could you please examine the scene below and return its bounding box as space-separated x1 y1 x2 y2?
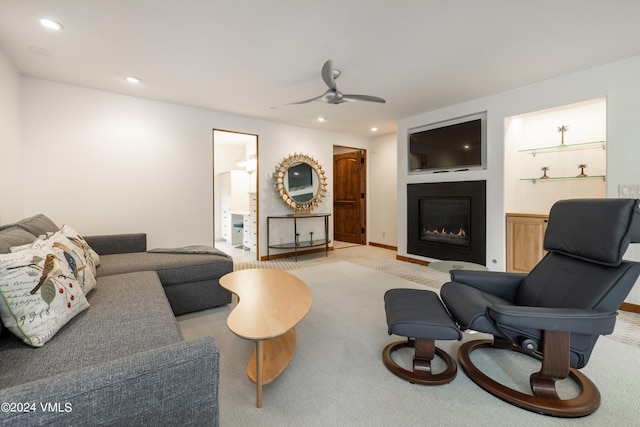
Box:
274 153 328 214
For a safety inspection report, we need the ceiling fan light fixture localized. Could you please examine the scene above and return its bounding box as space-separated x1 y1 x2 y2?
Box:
39 18 63 31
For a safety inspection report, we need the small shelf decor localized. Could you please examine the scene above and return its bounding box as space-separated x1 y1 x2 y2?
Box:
540 166 550 179
558 125 569 145
577 164 588 177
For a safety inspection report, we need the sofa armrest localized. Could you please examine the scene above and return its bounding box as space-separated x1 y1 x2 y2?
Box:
0 337 219 427
84 233 147 255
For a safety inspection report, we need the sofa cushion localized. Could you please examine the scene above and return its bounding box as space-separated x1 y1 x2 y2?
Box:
84 233 147 255
0 226 36 254
0 247 90 347
0 271 182 388
96 252 233 286
148 246 231 257
14 214 59 236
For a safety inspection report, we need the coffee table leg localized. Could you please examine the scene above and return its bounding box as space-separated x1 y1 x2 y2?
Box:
256 340 263 408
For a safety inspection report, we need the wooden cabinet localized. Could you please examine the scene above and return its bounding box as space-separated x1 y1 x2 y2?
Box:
506 213 548 273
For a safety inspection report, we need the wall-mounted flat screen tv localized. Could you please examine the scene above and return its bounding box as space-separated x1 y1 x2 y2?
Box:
287 162 314 190
408 112 487 173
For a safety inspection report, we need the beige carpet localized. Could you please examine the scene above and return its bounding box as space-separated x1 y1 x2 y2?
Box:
232 244 640 348
234 244 452 291
178 261 640 426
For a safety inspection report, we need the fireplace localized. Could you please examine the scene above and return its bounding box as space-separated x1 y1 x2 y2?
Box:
407 181 486 265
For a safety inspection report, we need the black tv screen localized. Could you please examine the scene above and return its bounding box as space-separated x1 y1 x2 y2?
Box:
409 112 486 172
288 162 313 190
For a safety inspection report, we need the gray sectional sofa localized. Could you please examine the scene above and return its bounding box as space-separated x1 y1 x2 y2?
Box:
0 214 233 426
84 233 233 315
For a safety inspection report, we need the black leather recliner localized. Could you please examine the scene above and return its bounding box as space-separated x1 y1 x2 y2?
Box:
440 198 640 417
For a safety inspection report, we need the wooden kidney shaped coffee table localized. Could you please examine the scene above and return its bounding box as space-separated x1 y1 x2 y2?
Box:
220 269 312 408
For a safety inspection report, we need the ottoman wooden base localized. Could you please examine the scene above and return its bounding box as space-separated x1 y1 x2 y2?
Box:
383 288 462 386
383 337 457 385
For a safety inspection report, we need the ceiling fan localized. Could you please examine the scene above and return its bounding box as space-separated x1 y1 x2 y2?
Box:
288 59 386 105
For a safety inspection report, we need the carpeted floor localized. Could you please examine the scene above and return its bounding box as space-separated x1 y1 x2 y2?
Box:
230 243 640 349
178 261 640 426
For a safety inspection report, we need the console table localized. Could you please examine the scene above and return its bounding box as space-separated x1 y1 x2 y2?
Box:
266 213 331 260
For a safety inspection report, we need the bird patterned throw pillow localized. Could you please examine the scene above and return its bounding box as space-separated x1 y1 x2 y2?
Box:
26 227 98 295
0 246 90 347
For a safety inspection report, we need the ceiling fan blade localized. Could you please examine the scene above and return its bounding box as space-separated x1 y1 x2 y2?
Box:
286 95 323 105
341 94 386 103
321 59 337 90
289 60 384 106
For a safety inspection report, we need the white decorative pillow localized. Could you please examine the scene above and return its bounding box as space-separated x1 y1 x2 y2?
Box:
0 247 90 347
29 228 97 295
60 224 100 270
9 243 33 253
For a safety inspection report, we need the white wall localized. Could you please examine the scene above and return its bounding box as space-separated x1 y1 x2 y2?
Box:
0 49 23 224
397 54 640 303
369 132 397 247
21 77 367 256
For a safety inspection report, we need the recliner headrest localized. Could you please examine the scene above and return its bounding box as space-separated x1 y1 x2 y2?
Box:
544 198 640 266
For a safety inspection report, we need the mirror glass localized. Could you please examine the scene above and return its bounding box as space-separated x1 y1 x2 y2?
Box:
286 162 318 203
275 154 327 214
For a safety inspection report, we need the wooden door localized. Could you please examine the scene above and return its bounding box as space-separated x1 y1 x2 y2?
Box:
506 213 548 273
334 151 365 244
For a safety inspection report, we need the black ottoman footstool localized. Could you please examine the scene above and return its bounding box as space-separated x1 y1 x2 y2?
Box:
383 288 462 385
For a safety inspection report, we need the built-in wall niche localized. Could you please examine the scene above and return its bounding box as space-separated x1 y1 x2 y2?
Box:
504 98 606 213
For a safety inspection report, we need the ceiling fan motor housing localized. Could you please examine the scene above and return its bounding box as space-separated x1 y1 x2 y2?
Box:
322 90 343 104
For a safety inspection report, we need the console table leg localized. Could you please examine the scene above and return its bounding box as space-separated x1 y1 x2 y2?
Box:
325 216 329 256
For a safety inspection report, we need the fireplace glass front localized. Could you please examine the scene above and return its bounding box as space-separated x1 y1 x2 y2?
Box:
419 197 470 248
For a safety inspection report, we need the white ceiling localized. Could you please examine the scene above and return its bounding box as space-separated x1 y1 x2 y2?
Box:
1 0 640 137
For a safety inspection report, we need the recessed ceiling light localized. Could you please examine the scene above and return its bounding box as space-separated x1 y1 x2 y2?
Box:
39 18 63 31
126 76 141 84
317 117 325 122
371 127 378 132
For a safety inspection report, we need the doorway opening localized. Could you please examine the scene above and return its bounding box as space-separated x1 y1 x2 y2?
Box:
333 146 366 247
213 129 258 261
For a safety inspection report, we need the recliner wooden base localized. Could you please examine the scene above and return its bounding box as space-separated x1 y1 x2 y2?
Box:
382 337 457 385
458 334 601 418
